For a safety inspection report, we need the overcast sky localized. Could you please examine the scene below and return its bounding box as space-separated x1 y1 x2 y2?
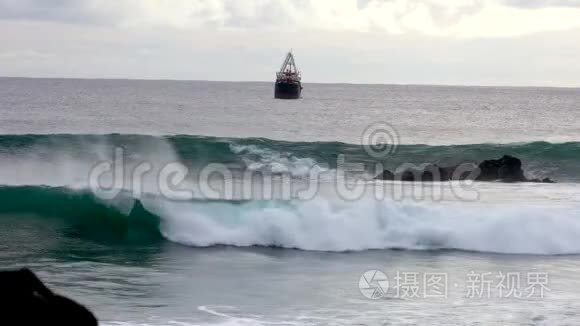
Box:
1 0 579 86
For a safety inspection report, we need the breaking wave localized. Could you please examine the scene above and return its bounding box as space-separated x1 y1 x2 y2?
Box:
0 133 578 183
0 185 162 243
1 134 580 255
2 185 580 255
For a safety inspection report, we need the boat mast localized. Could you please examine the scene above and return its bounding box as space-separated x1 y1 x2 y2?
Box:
279 51 298 75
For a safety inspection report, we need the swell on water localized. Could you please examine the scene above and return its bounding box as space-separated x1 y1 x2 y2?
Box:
2 185 580 255
0 185 162 243
1 133 579 255
0 133 579 182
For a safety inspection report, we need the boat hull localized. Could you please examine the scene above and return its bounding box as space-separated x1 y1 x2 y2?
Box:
275 82 302 99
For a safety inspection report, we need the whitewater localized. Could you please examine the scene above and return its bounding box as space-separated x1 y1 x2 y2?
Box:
1 133 579 255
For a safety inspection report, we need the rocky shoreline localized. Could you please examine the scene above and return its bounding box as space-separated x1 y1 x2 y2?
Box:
375 155 555 183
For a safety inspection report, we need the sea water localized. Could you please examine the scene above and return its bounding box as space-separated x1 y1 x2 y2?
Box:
1 77 580 325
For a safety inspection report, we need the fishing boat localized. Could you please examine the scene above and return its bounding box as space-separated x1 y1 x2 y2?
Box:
275 51 302 99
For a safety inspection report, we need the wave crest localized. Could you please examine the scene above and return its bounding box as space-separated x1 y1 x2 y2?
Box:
157 195 580 255
0 134 578 184
2 185 578 255
0 185 162 243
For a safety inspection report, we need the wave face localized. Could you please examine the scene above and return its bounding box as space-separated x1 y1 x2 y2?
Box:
1 134 579 255
0 186 162 243
0 134 578 183
2 185 580 255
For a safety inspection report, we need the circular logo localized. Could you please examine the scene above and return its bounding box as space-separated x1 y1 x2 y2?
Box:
361 122 400 158
359 270 389 300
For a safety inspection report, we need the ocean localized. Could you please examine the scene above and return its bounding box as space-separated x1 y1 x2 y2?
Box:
1 77 580 325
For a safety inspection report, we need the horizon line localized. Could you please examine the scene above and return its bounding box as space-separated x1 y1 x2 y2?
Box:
1 75 579 90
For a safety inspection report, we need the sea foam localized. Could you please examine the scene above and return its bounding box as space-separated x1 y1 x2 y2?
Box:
150 194 580 255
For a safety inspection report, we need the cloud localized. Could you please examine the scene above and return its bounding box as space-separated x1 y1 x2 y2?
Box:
0 0 113 24
1 18 579 86
503 0 580 8
0 0 579 38
0 0 579 85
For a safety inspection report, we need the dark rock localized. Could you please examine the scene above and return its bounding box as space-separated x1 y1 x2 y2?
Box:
476 155 526 182
374 155 555 183
0 268 98 325
376 169 394 180
527 177 555 184
476 159 500 181
442 163 480 181
375 163 477 182
393 164 446 182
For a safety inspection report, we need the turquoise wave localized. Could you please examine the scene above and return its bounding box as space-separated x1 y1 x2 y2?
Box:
0 134 578 181
0 185 162 244
2 184 580 255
